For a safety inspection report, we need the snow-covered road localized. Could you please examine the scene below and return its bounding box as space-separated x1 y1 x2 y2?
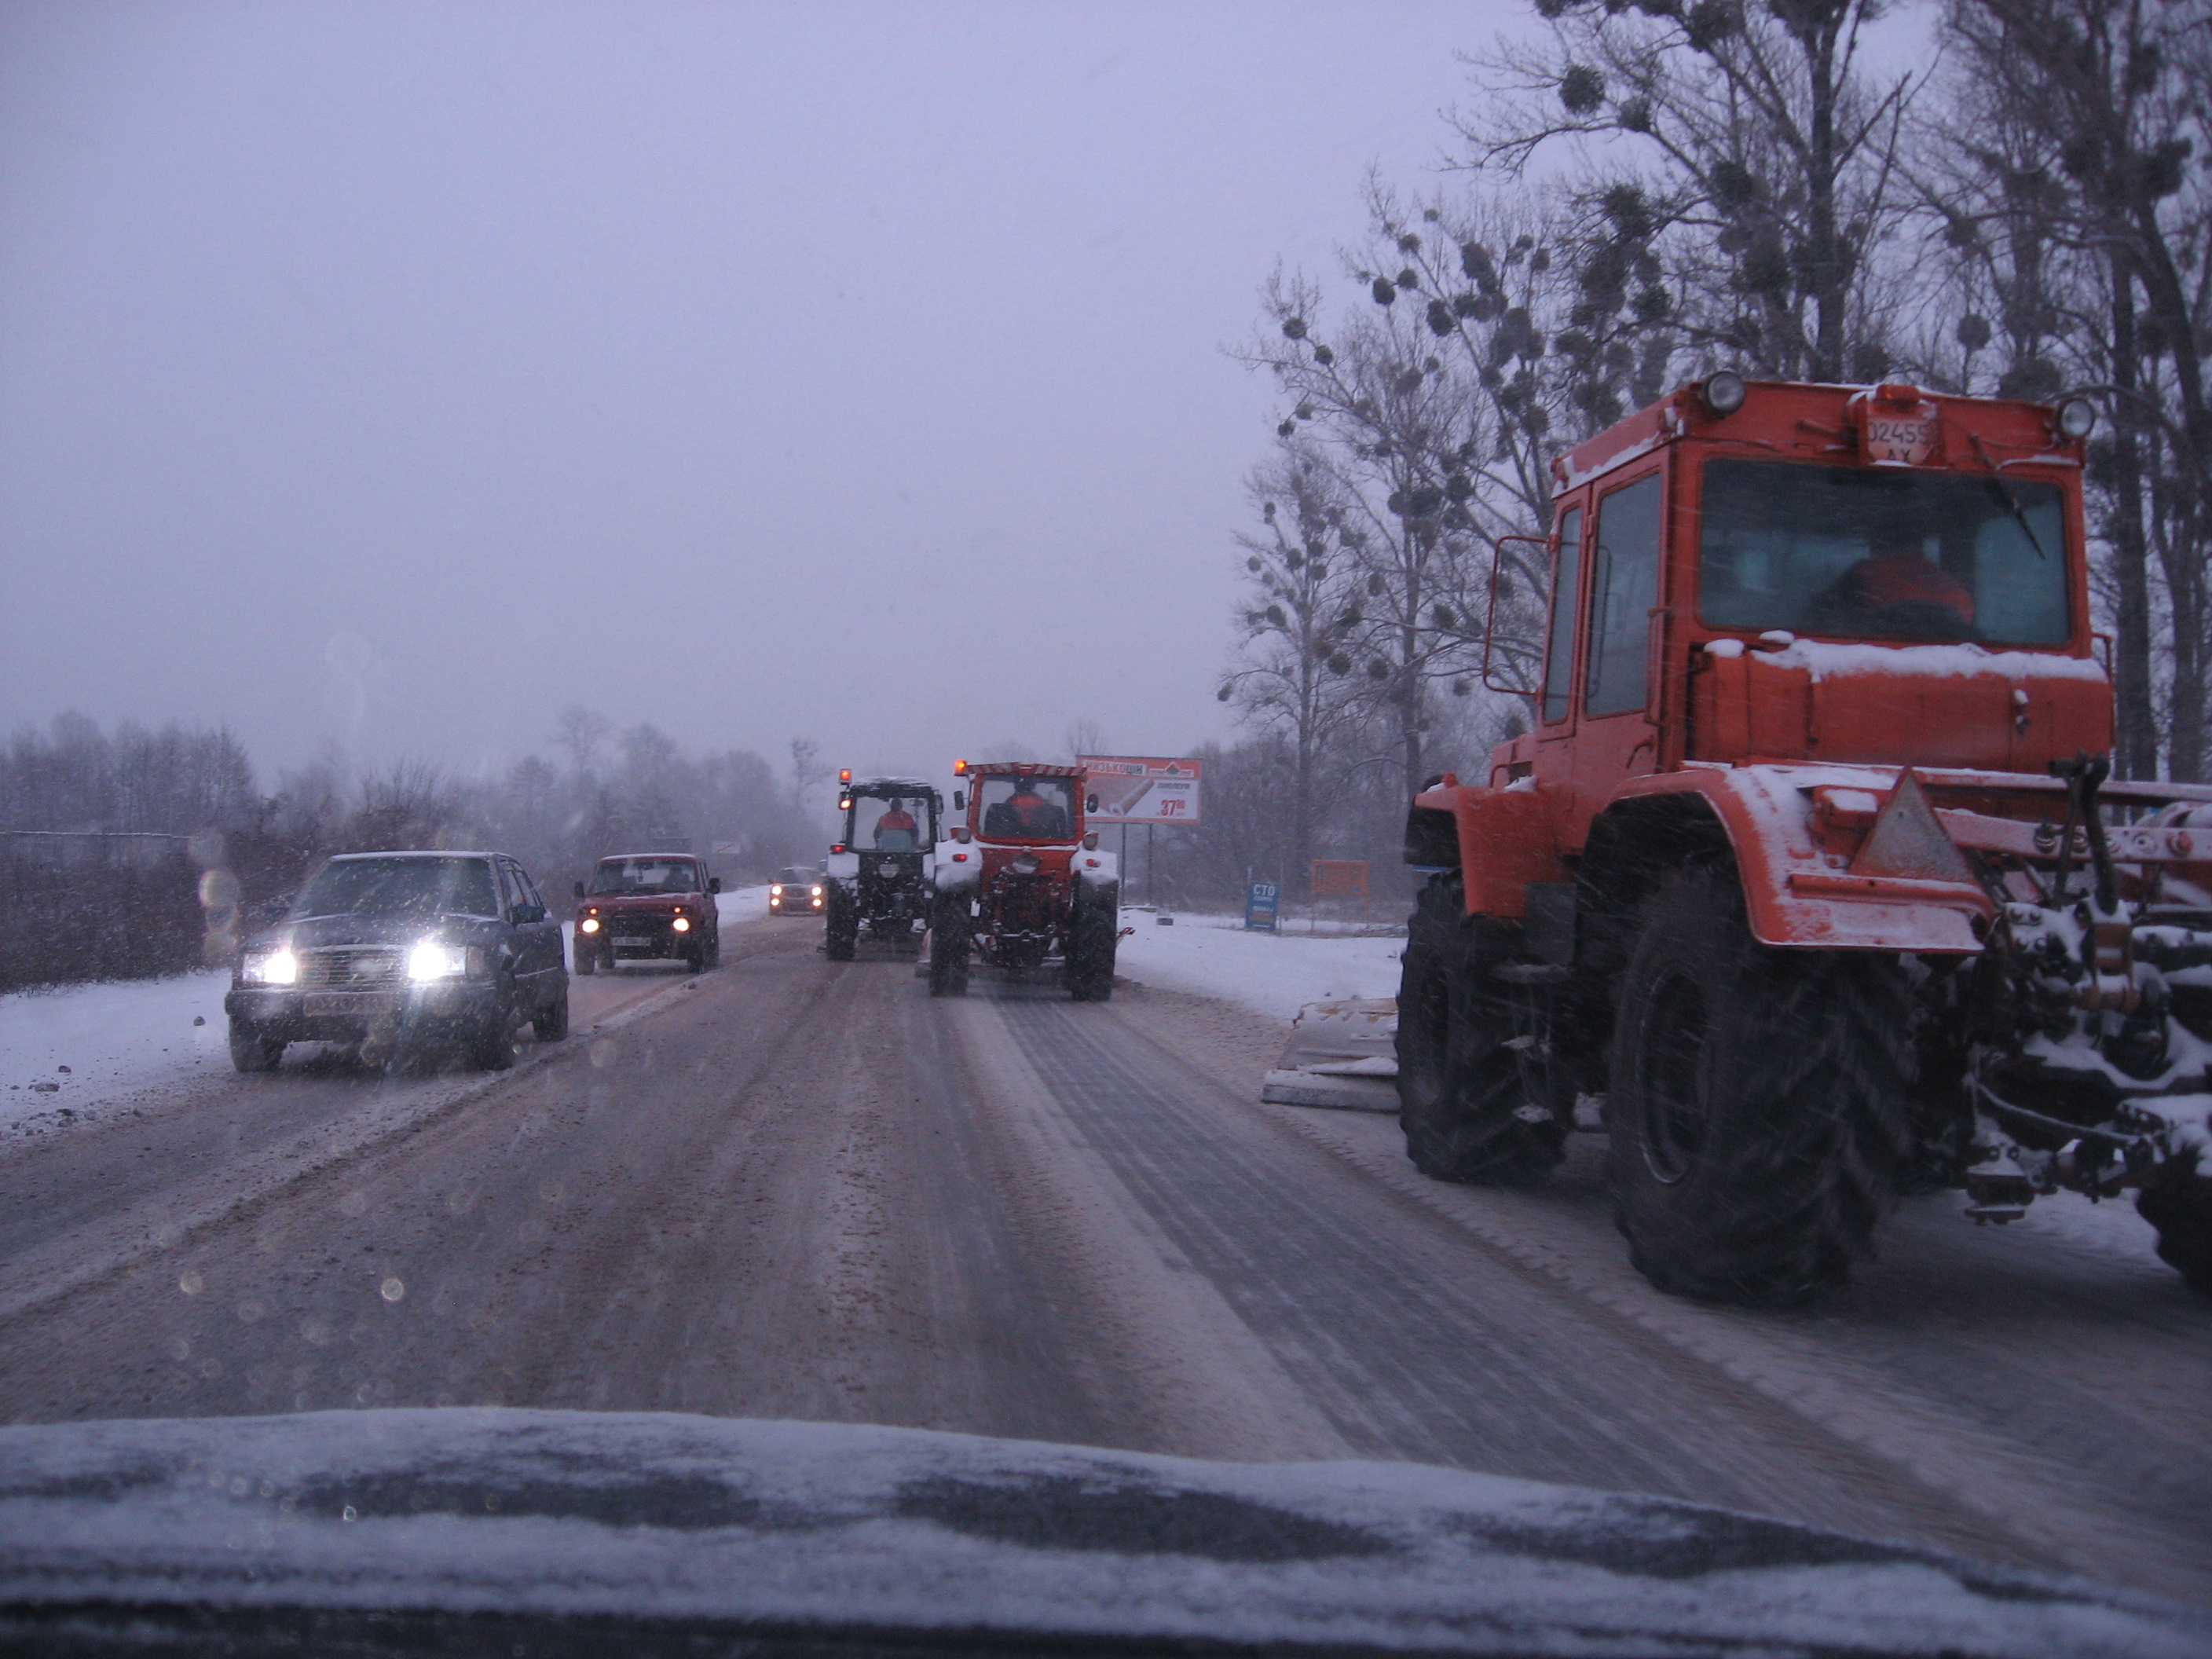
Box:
0 910 2204 1610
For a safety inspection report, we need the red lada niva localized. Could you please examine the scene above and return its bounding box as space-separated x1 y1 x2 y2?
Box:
573 853 720 975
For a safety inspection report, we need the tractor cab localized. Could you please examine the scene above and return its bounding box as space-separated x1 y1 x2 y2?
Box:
1487 378 2108 842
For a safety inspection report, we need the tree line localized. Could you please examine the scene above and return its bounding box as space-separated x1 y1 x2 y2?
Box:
2 711 823 984
1200 0 2208 903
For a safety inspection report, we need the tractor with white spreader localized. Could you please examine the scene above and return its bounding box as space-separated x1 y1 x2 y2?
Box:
925 760 1122 1000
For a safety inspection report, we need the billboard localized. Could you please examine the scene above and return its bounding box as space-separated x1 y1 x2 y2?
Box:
1079 756 1203 825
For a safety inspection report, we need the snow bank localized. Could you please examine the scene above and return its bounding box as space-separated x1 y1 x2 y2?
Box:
0 970 233 1135
1115 911 1404 1024
0 1408 2196 1656
0 888 775 1138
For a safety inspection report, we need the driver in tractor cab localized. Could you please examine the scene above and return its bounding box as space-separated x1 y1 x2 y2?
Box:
873 800 917 851
1809 519 1977 641
987 778 1069 840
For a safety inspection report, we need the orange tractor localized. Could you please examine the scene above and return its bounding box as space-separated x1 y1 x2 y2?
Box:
1400 374 2212 1305
927 760 1121 999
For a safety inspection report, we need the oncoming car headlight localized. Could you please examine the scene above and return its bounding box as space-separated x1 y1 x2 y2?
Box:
810 884 823 896
242 948 297 985
672 916 691 932
407 940 469 981
770 884 784 895
579 917 600 933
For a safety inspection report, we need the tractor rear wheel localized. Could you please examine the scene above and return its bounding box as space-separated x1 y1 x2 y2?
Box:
2137 1168 2212 1296
1067 891 1118 1001
1394 876 1567 1185
928 895 969 998
825 888 858 961
1607 864 1914 1307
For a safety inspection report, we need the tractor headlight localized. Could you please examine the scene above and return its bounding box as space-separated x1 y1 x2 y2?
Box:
242 947 297 986
2056 397 2096 440
1700 370 1747 417
407 940 468 981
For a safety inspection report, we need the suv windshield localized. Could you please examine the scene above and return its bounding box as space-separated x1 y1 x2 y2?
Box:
978 776 1075 839
293 856 500 920
589 859 699 895
1698 458 2070 645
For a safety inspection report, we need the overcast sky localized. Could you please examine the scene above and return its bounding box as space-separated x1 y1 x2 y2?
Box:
4 0 1584 787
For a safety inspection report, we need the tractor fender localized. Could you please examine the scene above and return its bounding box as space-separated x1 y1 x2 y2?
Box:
933 842 983 891
1073 848 1119 890
1407 779 1569 920
1606 765 1988 953
826 851 860 881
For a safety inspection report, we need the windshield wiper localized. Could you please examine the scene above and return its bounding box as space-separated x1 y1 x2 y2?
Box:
1971 434 2050 562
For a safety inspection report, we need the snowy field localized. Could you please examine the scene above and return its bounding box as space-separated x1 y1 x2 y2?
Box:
0 886 772 1137
1113 908 1405 1022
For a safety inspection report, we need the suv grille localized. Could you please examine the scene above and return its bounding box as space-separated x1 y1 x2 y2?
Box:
296 947 405 991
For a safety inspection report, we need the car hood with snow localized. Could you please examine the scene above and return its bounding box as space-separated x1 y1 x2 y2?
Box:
0 1409 2201 1657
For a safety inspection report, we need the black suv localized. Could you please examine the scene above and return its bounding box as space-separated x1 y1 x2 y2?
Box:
225 851 569 1074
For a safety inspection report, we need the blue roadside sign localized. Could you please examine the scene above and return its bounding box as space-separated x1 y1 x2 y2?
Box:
1244 881 1280 932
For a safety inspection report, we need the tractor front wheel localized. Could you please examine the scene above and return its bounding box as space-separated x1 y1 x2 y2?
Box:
1607 864 1914 1307
1394 877 1567 1185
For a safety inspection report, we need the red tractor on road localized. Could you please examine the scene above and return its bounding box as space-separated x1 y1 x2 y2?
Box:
927 760 1121 1000
1401 374 2212 1306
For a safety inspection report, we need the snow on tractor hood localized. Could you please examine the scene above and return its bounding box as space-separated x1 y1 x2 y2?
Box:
1705 636 2109 683
1 1408 2199 1657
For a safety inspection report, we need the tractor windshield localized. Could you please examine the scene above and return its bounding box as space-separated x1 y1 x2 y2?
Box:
1697 458 2070 646
977 776 1075 840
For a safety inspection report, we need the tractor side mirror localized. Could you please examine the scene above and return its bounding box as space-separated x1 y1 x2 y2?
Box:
709 877 722 893
953 789 965 811
1086 794 1099 813
573 881 586 899
1481 533 1548 698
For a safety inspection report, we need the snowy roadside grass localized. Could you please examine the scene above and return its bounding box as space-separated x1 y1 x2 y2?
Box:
0 970 233 1134
1114 910 1405 1024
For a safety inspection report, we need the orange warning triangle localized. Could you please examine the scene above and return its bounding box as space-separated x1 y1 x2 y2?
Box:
1851 768 1977 884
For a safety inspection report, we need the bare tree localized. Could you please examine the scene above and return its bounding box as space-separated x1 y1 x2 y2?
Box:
551 705 611 774
1936 0 2211 779
1462 0 1919 383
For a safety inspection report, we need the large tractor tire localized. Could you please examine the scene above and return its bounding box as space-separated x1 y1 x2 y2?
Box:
928 895 970 998
1395 876 1569 1185
1066 889 1119 1002
825 888 858 962
1607 864 1914 1307
2137 1168 2212 1297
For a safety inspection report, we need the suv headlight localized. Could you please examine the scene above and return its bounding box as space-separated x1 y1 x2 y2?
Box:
241 948 298 986
407 940 469 981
